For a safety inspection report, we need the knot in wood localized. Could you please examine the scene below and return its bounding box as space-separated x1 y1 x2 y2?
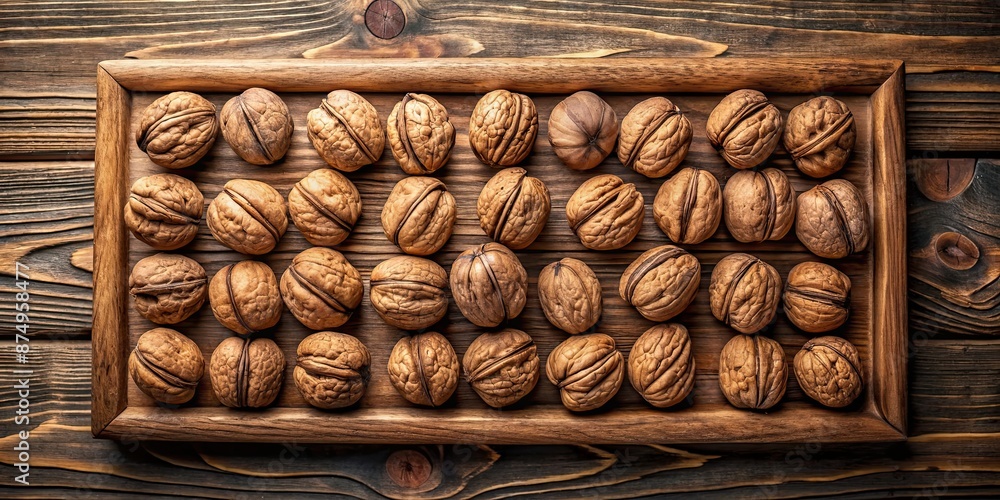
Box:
365 0 405 39
386 449 432 488
934 231 979 270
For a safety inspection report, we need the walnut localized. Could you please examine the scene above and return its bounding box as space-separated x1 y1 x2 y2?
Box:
206 179 288 255
209 337 285 408
124 173 203 251
718 334 787 410
462 328 539 408
280 247 363 330
627 323 696 408
381 176 457 256
783 96 856 178
220 88 293 166
387 93 455 174
796 179 870 259
287 168 362 247
476 167 551 249
618 97 692 178
723 168 796 243
537 258 602 334
128 327 204 405
135 91 218 169
793 336 863 408
450 243 527 328
468 90 538 167
370 256 448 331
129 253 207 325
294 331 371 409
307 90 384 172
709 253 781 334
547 91 618 171
783 262 851 333
209 260 282 336
387 331 459 407
565 174 644 251
619 245 700 322
653 167 721 244
545 333 624 412
706 89 783 170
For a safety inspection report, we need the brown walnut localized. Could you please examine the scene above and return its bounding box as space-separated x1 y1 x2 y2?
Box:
718 334 787 410
280 247 363 330
618 97 692 178
294 331 371 409
565 174 644 251
653 167 722 244
709 253 781 334
537 258 602 334
796 179 870 259
628 323 696 408
129 327 204 405
209 336 285 408
307 90 384 172
370 256 449 331
381 176 457 256
387 331 459 407
783 262 851 333
706 89 783 170
463 328 540 408
124 173 204 251
129 253 207 325
468 90 538 167
287 168 362 247
477 167 551 249
206 179 288 255
723 168 796 243
619 245 701 322
136 91 219 169
387 93 455 174
794 336 863 408
220 88 293 166
450 243 528 328
209 260 282 336
783 96 856 178
547 91 618 171
546 333 624 412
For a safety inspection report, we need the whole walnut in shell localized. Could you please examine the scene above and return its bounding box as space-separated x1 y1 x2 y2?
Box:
387 93 455 174
136 91 218 169
220 87 293 166
565 174 645 251
709 253 781 334
537 258 602 334
784 96 856 178
207 179 288 255
794 336 863 408
209 337 285 408
370 256 449 331
718 334 787 410
463 328 539 408
706 89 783 170
628 323 696 408
287 168 362 247
618 97 692 178
124 173 204 251
723 168 796 243
387 331 459 407
784 262 851 333
450 243 527 328
477 167 551 249
294 331 371 409
547 91 618 171
307 90 384 172
129 327 204 405
619 245 701 322
129 253 207 325
468 90 538 167
209 260 282 336
381 176 457 256
280 247 363 330
546 333 624 412
653 167 722 244
796 179 870 259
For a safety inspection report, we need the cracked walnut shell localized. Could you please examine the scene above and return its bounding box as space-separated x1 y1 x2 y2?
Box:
370 256 449 331
547 91 618 171
709 253 781 334
469 90 538 167
723 168 796 243
537 258 602 335
280 247 363 331
124 173 204 251
209 260 282 336
784 262 851 333
477 167 551 250
209 336 285 408
387 93 455 174
628 323 696 408
287 168 362 247
546 333 624 412
307 90 384 172
718 334 787 410
619 245 700 322
136 91 219 169
796 179 870 259
706 89 783 170
220 88 293 166
294 331 371 409
794 336 863 408
653 167 722 245
207 179 288 255
450 243 528 328
388 331 459 407
129 327 204 405
463 328 540 408
618 97 692 178
381 176 457 256
129 253 207 325
784 96 856 178
566 174 644 251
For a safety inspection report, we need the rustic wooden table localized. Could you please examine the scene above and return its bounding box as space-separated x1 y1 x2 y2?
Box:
1 1 998 497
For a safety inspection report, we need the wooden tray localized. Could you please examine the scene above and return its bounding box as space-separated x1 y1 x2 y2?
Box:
93 58 906 444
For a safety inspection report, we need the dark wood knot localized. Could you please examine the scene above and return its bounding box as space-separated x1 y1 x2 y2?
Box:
913 158 975 202
385 449 432 489
365 0 405 39
934 231 980 270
